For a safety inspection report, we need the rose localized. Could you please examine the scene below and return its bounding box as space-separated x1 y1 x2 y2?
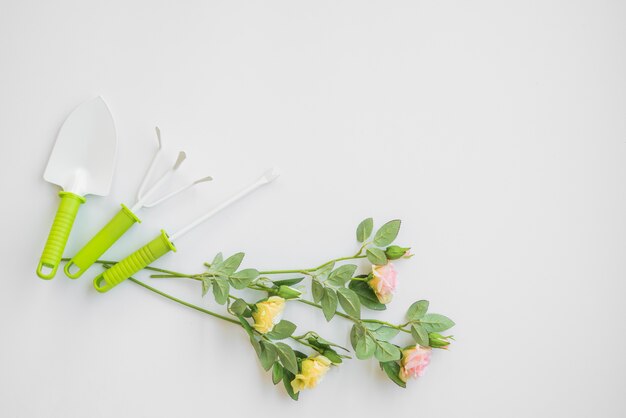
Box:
368 263 398 304
252 296 285 334
291 355 332 393
399 345 432 382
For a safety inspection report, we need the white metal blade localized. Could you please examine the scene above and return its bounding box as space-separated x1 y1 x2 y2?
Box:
44 97 117 196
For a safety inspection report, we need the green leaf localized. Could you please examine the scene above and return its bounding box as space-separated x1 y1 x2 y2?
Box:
212 277 230 305
275 342 299 375
380 361 406 388
327 264 358 287
314 336 349 352
283 370 299 401
273 277 305 287
238 316 262 357
411 324 429 347
250 337 262 358
313 262 335 280
373 219 401 247
349 280 386 311
217 252 245 275
362 322 383 331
371 326 400 342
322 349 342 364
272 363 284 385
201 277 211 297
355 335 376 359
210 252 223 267
230 298 248 316
337 287 361 318
259 341 278 371
374 341 402 362
294 350 308 360
266 320 297 340
350 324 366 350
229 268 259 289
407 300 429 321
420 313 455 333
311 279 325 303
238 315 254 337
356 217 374 242
366 247 387 265
320 288 338 321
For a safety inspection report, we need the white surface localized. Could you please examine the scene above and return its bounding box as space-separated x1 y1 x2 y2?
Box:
1 1 625 417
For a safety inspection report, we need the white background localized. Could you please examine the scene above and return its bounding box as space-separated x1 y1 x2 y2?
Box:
1 1 625 417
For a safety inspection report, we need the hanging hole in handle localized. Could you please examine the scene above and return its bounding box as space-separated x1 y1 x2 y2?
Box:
64 260 84 279
37 261 57 280
93 274 112 293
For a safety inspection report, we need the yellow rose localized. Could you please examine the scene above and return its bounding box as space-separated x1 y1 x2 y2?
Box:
252 296 285 334
290 355 331 393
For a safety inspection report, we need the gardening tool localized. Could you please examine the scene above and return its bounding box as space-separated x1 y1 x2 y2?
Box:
64 127 212 278
36 97 117 279
92 167 281 293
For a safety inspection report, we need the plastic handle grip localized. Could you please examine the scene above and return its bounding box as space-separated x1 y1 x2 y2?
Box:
93 230 176 293
64 204 141 279
37 191 85 279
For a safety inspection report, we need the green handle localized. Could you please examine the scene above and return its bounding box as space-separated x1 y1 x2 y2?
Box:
93 230 176 293
37 191 85 279
64 204 141 279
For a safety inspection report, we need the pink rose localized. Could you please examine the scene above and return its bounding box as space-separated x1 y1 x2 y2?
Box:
368 263 398 304
399 346 432 382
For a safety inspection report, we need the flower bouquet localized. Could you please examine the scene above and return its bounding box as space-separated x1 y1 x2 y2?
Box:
84 218 454 400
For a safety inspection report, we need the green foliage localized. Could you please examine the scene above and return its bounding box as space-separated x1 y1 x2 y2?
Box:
201 277 211 297
259 341 278 371
366 247 387 265
327 264 357 287
374 341 402 362
369 325 400 341
218 252 245 275
275 342 299 375
407 300 429 321
373 220 401 247
313 262 334 280
411 324 429 347
230 298 249 316
355 335 376 359
230 268 259 289
273 277 305 287
337 287 361 318
283 370 299 401
380 361 406 388
356 217 374 242
311 279 324 303
238 316 262 357
272 363 284 385
212 277 229 305
349 280 386 311
420 313 455 333
266 320 297 340
320 288 338 321
210 252 223 266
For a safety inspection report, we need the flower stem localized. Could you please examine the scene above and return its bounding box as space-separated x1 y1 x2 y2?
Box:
259 255 367 275
127 277 327 353
128 278 240 325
